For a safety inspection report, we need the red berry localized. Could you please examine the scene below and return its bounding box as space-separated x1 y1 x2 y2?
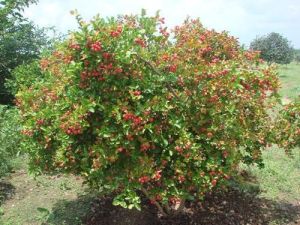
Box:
133 117 142 126
138 175 150 184
207 132 213 138
153 170 162 180
123 113 134 121
114 68 122 74
222 151 229 158
36 119 44 126
140 143 151 152
91 41 102 52
117 147 124 153
133 90 141 96
148 118 154 123
69 43 80 50
102 52 111 59
169 65 177 73
134 38 146 47
175 146 183 153
178 175 185 183
211 179 217 187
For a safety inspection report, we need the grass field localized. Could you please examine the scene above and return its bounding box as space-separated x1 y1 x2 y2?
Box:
0 157 93 225
278 62 300 99
0 63 299 225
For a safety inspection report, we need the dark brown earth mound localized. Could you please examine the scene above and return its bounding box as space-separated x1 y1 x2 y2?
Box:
83 188 300 225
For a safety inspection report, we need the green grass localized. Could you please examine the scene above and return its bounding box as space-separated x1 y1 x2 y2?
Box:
242 147 300 203
236 62 300 224
278 62 300 100
0 157 93 225
249 63 300 203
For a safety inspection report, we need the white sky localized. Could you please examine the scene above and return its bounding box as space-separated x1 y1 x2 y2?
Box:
23 0 300 48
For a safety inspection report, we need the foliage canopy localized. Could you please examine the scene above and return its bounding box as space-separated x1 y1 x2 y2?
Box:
0 0 49 104
17 12 283 214
250 32 293 65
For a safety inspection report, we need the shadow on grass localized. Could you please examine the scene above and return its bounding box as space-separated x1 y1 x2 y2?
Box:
45 182 300 225
0 181 15 205
279 74 288 78
44 194 95 225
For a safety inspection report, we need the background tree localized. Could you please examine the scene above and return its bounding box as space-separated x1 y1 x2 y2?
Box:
295 55 300 64
276 98 300 150
0 105 21 177
0 0 50 104
294 49 300 64
250 32 294 65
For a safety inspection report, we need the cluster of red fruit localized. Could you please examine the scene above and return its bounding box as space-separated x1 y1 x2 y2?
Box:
138 175 150 184
177 175 185 183
132 90 141 96
102 52 112 60
60 123 82 135
244 50 260 60
123 112 143 127
169 64 177 73
206 69 230 79
149 195 163 204
168 196 181 205
21 129 33 137
134 38 147 48
152 170 162 181
110 25 123 38
79 63 123 84
140 143 152 152
69 42 81 51
208 170 230 187
138 169 162 184
159 26 169 38
90 41 102 52
36 119 45 126
66 126 82 135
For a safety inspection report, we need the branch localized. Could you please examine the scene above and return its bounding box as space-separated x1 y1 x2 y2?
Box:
131 53 180 101
173 198 185 215
141 187 167 217
164 202 171 215
0 62 10 71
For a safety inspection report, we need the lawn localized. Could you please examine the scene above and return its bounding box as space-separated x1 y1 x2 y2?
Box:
0 63 299 225
0 156 93 225
278 62 300 100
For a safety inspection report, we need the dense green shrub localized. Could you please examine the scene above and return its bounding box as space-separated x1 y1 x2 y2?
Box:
0 105 21 177
0 0 50 104
276 98 300 151
17 11 281 215
295 54 300 64
5 61 44 96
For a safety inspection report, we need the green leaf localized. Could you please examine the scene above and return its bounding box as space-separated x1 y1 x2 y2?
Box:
37 207 50 215
88 108 95 113
163 138 168 146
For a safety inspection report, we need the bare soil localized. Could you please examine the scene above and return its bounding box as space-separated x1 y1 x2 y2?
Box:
83 188 300 225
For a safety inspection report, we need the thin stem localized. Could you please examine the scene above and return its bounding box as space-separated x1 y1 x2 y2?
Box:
131 53 180 101
174 198 186 215
164 202 171 215
141 187 167 217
